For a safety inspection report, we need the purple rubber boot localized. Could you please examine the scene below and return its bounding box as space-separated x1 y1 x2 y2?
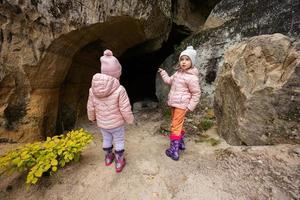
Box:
103 147 115 166
179 131 186 151
165 140 180 161
115 150 126 173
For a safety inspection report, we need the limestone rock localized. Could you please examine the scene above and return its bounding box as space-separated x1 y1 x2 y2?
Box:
0 0 171 142
173 0 220 32
214 34 300 145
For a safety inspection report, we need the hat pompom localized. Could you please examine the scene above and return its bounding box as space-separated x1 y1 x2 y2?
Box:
186 46 194 50
103 49 113 56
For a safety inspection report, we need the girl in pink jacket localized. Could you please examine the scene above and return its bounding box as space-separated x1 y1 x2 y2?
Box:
87 50 134 173
158 46 201 161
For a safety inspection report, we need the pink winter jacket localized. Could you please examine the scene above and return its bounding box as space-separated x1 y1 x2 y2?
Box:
160 67 201 111
87 73 134 129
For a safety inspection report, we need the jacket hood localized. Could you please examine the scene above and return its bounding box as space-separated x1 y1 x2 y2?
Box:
91 73 120 98
180 67 199 76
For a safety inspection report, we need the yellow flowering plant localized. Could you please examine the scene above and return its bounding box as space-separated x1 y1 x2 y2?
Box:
0 129 93 185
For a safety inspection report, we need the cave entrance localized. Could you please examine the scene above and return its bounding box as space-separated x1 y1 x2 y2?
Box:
120 23 191 104
117 0 223 105
56 23 190 133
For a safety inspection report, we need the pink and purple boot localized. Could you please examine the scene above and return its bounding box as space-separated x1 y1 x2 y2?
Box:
179 130 186 150
165 139 180 161
115 150 126 173
103 147 115 166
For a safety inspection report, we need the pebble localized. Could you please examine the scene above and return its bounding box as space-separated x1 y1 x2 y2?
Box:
274 171 281 176
292 148 300 155
186 118 193 122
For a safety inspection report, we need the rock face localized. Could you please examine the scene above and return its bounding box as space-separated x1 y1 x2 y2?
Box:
0 0 171 142
156 0 300 110
172 0 220 32
214 34 300 145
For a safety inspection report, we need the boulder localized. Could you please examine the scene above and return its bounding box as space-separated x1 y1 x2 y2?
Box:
214 34 300 145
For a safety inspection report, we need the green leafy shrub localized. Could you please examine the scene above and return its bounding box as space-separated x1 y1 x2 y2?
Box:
206 138 220 146
200 118 214 131
0 129 93 185
163 109 171 118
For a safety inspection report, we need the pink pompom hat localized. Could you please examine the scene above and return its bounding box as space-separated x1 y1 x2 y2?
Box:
100 49 122 79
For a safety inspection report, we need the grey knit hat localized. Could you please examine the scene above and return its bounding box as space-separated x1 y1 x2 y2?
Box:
179 46 197 67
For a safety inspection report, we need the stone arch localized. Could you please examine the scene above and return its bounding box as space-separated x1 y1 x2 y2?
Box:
1 16 170 141
29 17 147 89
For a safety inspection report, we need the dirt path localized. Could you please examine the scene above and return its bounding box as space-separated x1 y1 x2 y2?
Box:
1 109 299 200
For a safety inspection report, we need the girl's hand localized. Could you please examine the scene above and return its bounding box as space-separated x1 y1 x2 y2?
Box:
157 68 163 73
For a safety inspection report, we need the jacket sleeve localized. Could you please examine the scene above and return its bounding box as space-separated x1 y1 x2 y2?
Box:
87 88 96 121
119 87 134 124
186 75 201 111
160 70 174 85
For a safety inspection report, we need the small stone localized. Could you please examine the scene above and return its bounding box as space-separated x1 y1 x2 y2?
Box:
292 148 300 155
274 171 281 176
283 176 291 183
291 95 295 101
142 114 148 118
257 160 263 164
186 118 193 122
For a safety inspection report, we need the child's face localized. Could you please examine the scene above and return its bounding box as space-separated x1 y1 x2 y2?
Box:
179 55 192 71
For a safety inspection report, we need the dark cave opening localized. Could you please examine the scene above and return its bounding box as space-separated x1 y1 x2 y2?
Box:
189 0 221 19
120 52 161 103
119 23 191 103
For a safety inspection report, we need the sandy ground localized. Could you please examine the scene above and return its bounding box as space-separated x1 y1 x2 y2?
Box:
0 109 299 200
